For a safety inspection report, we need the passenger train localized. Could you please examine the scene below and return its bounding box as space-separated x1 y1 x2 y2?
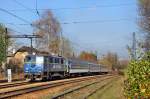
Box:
24 54 110 81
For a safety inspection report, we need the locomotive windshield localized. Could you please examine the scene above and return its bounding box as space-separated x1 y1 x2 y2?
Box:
24 55 44 64
25 56 35 62
36 56 44 64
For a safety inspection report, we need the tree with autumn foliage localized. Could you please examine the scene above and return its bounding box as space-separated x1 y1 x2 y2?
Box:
79 51 97 63
98 52 119 70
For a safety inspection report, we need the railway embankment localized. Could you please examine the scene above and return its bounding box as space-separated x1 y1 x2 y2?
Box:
0 74 111 99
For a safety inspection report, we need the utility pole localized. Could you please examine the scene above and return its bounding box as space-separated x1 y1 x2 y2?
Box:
4 28 8 78
7 34 41 54
60 31 64 56
132 32 136 60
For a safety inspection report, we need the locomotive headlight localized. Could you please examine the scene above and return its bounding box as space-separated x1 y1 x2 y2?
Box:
25 68 29 72
26 68 29 70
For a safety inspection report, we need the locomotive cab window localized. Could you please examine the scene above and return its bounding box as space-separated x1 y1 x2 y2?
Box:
25 56 35 62
26 56 31 62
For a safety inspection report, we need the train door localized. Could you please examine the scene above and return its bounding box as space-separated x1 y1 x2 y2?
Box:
65 59 69 73
49 57 53 71
60 58 65 70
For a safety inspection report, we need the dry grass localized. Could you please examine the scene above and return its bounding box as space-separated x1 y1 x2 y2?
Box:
0 74 5 80
88 76 125 99
0 73 24 81
58 77 117 99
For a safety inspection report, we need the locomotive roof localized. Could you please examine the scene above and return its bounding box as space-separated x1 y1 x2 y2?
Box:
26 54 64 58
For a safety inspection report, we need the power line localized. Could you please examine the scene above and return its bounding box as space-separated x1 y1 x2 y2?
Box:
8 28 23 34
8 24 31 34
0 8 46 33
0 8 32 25
5 3 136 12
12 0 34 13
12 0 40 17
62 18 135 24
2 17 136 26
35 0 40 17
0 2 136 26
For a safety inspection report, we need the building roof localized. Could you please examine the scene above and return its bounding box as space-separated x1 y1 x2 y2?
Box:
16 46 38 53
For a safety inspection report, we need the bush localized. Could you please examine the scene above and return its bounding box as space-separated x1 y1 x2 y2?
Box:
124 52 150 98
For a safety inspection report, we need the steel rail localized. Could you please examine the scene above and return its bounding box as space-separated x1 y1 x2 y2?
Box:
0 75 112 99
51 76 115 99
0 81 29 89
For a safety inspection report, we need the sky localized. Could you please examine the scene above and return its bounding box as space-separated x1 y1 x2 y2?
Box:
0 0 139 59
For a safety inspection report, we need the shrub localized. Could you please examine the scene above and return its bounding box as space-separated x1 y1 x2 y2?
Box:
124 52 150 98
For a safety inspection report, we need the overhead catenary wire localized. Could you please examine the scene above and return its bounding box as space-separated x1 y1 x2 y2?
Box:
12 0 34 13
0 8 49 33
35 0 40 17
61 18 135 24
2 17 136 26
12 0 40 17
6 3 136 12
0 1 136 26
0 8 32 25
8 24 32 34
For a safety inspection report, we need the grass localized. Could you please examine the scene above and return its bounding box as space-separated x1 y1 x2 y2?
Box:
42 77 122 99
88 76 125 99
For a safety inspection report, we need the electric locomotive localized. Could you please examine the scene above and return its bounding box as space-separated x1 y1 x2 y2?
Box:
24 55 66 81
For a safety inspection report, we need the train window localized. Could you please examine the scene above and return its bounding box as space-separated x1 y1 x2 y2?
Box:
25 56 35 62
26 56 31 61
49 57 53 63
44 57 48 63
55 58 59 63
61 59 64 64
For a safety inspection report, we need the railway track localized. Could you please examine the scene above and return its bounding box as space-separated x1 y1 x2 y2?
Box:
51 75 117 99
0 74 112 99
0 81 29 89
0 79 24 83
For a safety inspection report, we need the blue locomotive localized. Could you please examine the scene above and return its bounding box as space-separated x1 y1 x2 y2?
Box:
24 55 109 81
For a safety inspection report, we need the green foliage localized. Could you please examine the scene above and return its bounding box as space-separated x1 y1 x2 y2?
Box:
124 52 150 98
0 24 6 66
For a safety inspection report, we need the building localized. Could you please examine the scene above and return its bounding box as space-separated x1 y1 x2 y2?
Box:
8 46 49 68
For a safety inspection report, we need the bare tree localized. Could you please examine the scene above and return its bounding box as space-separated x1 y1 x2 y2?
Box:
62 37 74 58
33 10 61 53
99 52 119 70
138 0 150 51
